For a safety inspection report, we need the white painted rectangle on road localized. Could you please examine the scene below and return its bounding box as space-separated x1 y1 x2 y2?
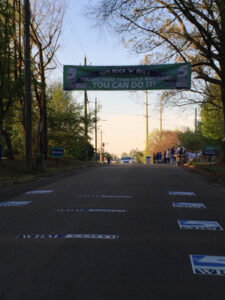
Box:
16 233 120 240
55 209 128 213
173 202 206 209
169 191 196 196
25 190 54 195
190 255 225 276
0 201 31 207
76 195 132 199
178 220 223 231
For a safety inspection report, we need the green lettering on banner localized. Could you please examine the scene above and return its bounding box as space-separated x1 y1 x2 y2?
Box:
63 63 191 91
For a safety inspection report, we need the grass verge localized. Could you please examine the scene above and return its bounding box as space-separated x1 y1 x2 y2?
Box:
183 161 225 186
0 159 96 188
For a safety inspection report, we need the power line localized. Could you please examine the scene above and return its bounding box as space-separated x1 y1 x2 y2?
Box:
63 15 86 57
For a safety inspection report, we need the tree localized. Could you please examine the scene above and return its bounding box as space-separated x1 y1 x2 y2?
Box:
47 83 94 160
177 126 214 152
147 129 179 157
129 148 144 163
0 0 20 159
0 0 66 160
30 0 66 158
89 0 225 159
121 152 129 158
200 84 224 142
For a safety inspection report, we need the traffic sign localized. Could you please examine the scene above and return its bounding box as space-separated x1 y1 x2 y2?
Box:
50 147 64 158
204 146 217 155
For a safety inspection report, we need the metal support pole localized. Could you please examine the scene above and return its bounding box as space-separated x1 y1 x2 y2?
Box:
95 98 97 158
100 130 103 163
84 56 88 161
194 108 197 132
145 56 149 153
145 90 149 151
24 0 32 165
160 96 162 140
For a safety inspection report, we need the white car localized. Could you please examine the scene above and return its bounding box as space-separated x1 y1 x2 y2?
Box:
120 156 134 164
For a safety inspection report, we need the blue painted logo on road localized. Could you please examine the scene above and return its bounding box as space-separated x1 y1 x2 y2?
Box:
25 190 54 195
173 202 206 209
169 191 196 196
55 209 128 213
190 255 225 276
0 201 31 207
76 195 132 198
16 233 120 239
178 220 223 230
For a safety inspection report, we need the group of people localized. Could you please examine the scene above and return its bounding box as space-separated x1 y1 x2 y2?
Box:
153 146 187 165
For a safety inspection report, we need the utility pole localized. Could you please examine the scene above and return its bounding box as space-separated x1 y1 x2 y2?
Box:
100 130 103 163
95 98 98 160
145 56 149 152
145 90 149 150
84 56 88 161
194 108 197 132
160 96 163 140
24 0 32 166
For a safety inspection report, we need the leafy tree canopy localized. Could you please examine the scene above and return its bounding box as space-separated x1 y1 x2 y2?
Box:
129 148 144 163
200 84 225 142
89 0 225 160
148 129 179 156
177 126 215 152
47 83 93 160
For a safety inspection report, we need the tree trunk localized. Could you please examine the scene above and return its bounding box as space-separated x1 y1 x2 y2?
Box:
221 83 225 161
39 46 48 159
2 129 14 159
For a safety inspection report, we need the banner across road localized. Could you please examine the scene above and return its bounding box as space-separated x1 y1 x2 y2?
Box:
63 63 191 91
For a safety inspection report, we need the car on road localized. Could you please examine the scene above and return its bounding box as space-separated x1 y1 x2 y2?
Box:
120 156 134 164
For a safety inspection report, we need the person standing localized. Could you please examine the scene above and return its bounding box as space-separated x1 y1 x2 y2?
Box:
166 149 171 164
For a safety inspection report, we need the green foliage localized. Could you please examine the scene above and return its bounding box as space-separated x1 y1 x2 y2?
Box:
177 126 214 152
47 83 94 160
129 148 144 163
200 85 225 142
0 1 24 159
121 152 129 158
110 153 119 161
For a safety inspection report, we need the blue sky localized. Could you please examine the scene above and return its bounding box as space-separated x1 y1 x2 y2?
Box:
53 0 196 156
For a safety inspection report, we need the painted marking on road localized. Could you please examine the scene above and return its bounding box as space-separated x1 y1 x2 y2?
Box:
173 202 206 209
55 208 128 213
16 233 119 240
178 220 223 231
0 201 31 207
190 255 225 276
169 191 196 196
75 195 132 199
25 190 54 195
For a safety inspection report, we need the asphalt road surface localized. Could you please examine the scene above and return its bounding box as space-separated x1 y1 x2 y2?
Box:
0 164 225 300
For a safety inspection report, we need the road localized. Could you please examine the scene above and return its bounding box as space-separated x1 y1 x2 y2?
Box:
0 164 225 300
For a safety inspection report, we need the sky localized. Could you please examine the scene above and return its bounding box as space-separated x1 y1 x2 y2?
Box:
53 0 197 157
